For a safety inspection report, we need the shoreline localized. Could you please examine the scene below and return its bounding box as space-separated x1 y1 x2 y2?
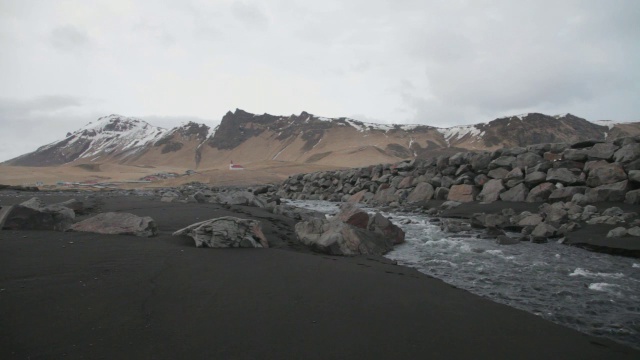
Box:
1 192 640 359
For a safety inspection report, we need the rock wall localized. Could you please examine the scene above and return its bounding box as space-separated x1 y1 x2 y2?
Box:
277 136 640 207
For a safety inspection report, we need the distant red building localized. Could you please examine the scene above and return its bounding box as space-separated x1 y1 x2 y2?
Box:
229 160 244 170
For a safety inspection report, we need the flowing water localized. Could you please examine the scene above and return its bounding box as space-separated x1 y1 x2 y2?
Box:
287 200 640 349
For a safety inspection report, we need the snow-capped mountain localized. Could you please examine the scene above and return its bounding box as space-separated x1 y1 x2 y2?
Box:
4 110 640 168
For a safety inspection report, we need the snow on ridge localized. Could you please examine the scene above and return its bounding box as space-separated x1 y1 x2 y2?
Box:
60 114 169 159
437 124 483 145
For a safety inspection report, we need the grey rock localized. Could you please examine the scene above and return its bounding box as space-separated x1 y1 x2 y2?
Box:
496 235 520 245
548 187 587 202
406 182 435 203
518 214 543 227
628 226 640 237
173 217 267 248
531 223 557 238
516 152 543 168
500 183 529 202
368 212 405 245
294 218 392 256
586 163 627 187
72 212 157 237
607 227 627 238
434 187 450 200
440 218 471 233
585 180 629 203
628 170 640 183
524 171 547 186
441 201 462 209
447 184 478 203
526 183 555 202
489 156 516 169
477 179 505 203
562 149 589 162
546 168 583 185
587 143 619 160
625 189 640 204
613 143 640 163
584 160 610 174
602 207 624 217
487 168 510 179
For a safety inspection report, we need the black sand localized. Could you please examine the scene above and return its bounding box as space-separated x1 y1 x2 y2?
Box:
1 196 639 359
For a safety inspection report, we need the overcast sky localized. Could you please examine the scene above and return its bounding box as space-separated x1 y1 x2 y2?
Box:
1 0 639 161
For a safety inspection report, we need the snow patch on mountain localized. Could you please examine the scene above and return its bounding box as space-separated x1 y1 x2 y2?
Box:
68 114 167 160
437 124 483 146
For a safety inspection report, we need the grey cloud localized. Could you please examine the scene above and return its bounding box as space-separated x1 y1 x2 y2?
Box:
50 25 89 52
231 2 269 30
0 95 83 116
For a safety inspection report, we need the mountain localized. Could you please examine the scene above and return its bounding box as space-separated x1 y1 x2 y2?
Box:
4 110 640 169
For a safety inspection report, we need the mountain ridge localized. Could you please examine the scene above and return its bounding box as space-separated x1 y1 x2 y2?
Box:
4 110 640 169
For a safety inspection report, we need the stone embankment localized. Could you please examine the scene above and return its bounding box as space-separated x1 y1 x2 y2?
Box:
275 136 640 247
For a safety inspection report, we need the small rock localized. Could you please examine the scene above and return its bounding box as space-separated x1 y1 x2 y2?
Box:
607 227 627 238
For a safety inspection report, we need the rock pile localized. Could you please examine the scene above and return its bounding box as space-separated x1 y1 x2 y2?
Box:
276 137 640 207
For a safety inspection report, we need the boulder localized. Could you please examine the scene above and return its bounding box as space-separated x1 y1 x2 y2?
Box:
487 168 509 179
372 186 398 204
496 235 520 245
531 223 557 238
584 160 610 174
294 218 393 256
607 227 627 238
587 143 619 160
368 212 405 245
628 226 640 237
516 152 543 168
629 170 640 183
489 156 516 170
518 214 543 227
173 217 267 248
348 190 368 203
548 187 587 202
586 163 627 187
526 183 555 202
562 149 589 162
477 179 505 203
447 184 478 203
625 190 640 204
500 183 529 202
406 182 435 203
546 168 583 185
0 198 75 231
54 199 85 214
434 187 449 200
72 212 157 237
524 171 547 186
585 180 629 203
334 203 369 229
613 143 640 163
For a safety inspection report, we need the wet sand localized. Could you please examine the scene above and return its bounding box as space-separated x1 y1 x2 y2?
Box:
1 195 639 359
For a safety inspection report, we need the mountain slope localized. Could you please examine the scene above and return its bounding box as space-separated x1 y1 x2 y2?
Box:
4 110 640 169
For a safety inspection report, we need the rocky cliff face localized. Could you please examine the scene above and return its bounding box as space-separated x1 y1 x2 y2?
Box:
5 110 640 169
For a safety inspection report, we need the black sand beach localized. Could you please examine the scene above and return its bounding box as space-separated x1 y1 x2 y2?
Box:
1 195 639 359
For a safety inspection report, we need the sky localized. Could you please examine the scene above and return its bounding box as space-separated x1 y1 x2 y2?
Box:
1 0 639 161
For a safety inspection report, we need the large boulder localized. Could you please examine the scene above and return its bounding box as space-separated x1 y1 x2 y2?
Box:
613 143 640 163
334 203 369 229
629 170 640 184
447 184 478 203
477 179 505 203
587 143 619 161
546 168 583 185
173 217 267 248
548 186 587 202
368 212 405 245
71 212 157 237
215 191 266 208
406 182 435 203
586 163 627 187
526 183 555 202
524 171 547 186
585 180 630 203
500 183 529 202
295 218 393 256
625 189 640 205
0 197 75 231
